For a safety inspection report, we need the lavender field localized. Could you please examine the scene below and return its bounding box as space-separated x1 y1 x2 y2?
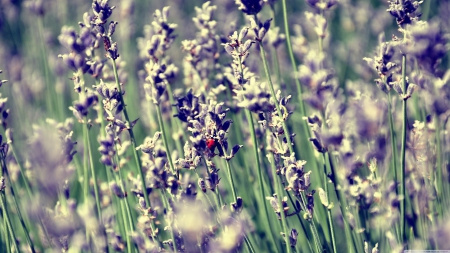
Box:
0 0 449 252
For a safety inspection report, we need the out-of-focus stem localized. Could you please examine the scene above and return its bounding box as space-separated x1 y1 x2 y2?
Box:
280 0 306 117
85 123 102 221
37 18 57 118
245 110 278 252
1 159 35 253
161 189 178 253
400 54 407 243
0 192 19 252
322 154 336 253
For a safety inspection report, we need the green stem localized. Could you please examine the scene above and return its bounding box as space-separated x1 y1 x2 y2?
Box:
388 91 402 243
388 92 399 192
435 116 443 220
156 104 176 175
161 189 178 253
37 18 56 118
323 154 336 253
1 160 35 252
246 111 272 216
400 54 407 243
268 154 292 253
111 59 150 207
86 123 102 221
2 215 9 253
244 235 257 253
224 157 238 203
280 0 306 117
8 144 32 198
0 193 19 253
327 152 358 253
119 199 133 253
112 139 139 252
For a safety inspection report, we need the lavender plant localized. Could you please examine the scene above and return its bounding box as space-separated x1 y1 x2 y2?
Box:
0 0 449 252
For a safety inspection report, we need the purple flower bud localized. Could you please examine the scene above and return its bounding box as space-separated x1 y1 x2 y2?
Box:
110 182 125 198
231 197 243 213
228 144 243 161
235 0 263 15
289 229 299 247
107 21 118 37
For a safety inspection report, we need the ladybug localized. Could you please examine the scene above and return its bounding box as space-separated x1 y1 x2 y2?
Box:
206 138 216 151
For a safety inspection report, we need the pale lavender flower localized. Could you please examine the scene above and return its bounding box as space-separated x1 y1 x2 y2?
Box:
404 21 448 75
305 12 328 38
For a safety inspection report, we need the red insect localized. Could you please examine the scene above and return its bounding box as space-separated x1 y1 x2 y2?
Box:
206 138 216 150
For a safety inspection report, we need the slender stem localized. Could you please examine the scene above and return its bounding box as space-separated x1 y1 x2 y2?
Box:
37 18 55 117
323 154 336 253
280 0 306 117
86 123 102 221
224 157 238 203
4 133 48 249
0 193 19 253
388 92 399 192
119 198 133 253
244 235 257 253
327 152 357 252
156 104 176 175
112 137 136 233
435 116 443 219
388 91 402 243
82 115 90 203
78 71 90 207
8 144 32 198
2 215 9 253
268 154 292 253
400 54 407 243
1 160 35 252
111 59 150 207
161 189 178 253
245 110 278 251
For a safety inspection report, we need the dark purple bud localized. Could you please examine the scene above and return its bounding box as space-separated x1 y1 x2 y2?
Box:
309 137 326 153
231 197 243 213
110 182 125 198
236 0 263 15
289 229 299 247
221 120 233 132
2 109 8 121
228 144 243 160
